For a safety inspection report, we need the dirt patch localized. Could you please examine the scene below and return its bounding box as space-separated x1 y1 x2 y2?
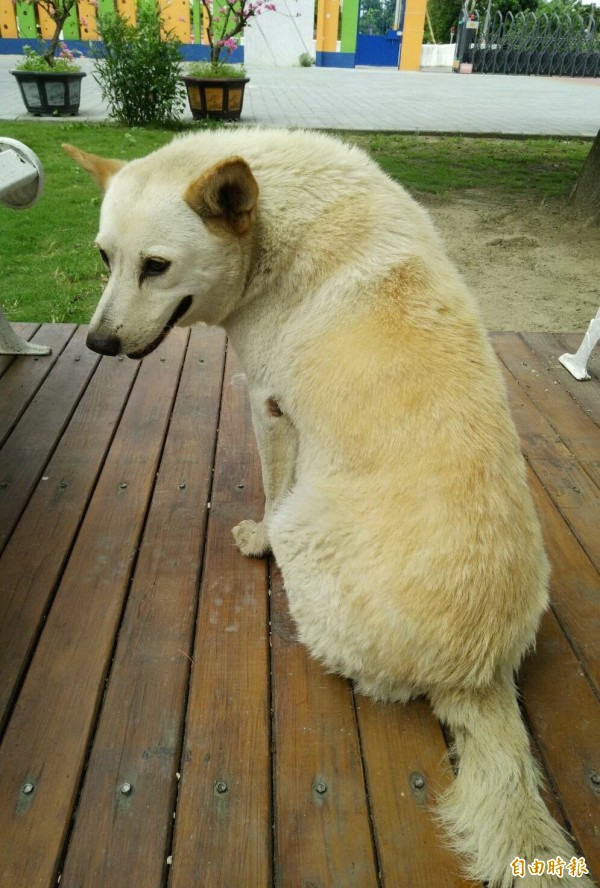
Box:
422 191 600 333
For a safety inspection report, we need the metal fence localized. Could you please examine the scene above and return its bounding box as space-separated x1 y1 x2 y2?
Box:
455 2 600 77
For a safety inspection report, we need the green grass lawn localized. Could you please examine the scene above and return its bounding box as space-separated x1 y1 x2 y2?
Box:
0 122 591 325
345 132 589 199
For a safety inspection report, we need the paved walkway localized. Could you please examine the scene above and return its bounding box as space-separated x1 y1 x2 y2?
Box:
1 53 600 135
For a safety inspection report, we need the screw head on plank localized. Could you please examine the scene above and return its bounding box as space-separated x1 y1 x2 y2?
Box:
410 773 426 792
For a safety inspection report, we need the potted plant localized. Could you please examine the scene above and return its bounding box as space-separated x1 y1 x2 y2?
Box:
182 0 276 121
11 0 86 116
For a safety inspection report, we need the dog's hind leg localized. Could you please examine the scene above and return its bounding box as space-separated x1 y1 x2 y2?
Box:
232 391 298 558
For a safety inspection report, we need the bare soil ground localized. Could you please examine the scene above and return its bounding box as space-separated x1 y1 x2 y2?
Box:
424 192 600 332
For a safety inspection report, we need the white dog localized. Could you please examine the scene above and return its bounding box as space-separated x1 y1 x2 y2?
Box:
64 130 591 888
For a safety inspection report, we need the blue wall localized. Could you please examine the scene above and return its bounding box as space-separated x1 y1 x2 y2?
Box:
0 38 244 63
315 50 355 68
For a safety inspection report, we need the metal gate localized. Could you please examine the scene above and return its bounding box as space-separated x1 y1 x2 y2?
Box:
355 0 402 67
455 2 600 77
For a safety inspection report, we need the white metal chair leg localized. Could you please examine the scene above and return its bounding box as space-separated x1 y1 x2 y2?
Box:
559 308 600 381
1 137 51 356
0 307 51 356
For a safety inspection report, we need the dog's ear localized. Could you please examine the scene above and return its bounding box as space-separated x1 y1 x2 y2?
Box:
185 157 258 235
62 143 125 190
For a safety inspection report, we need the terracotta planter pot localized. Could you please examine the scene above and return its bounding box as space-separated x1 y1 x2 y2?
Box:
11 70 86 117
181 75 250 121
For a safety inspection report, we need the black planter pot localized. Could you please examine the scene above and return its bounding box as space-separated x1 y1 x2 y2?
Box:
181 75 250 121
11 70 86 117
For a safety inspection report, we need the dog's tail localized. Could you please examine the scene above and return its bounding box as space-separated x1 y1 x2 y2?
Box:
430 671 595 888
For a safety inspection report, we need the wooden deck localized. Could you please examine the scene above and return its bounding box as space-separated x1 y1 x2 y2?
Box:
0 324 599 888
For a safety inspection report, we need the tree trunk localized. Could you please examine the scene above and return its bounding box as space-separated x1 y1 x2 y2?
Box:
570 127 600 225
43 20 62 67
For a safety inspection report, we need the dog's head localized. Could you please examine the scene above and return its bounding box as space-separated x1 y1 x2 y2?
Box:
63 143 258 359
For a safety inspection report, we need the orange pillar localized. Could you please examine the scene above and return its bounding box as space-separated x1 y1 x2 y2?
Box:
316 0 340 61
399 0 426 70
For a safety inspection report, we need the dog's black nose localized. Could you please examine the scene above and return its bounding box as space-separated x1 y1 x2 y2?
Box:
86 331 121 356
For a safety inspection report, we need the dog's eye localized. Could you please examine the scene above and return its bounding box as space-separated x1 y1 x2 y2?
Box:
142 258 171 278
99 248 110 270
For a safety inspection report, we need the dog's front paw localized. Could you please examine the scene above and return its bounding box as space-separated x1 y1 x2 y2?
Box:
232 520 271 558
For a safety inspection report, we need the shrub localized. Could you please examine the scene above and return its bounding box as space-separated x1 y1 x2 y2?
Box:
187 60 247 79
298 52 314 66
94 2 186 127
15 42 82 72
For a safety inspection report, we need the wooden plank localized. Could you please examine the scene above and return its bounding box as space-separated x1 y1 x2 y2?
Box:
115 0 136 24
527 457 600 577
0 0 19 38
496 349 600 876
0 331 188 888
356 696 478 887
202 2 210 42
493 332 600 489
0 323 41 378
521 332 600 429
61 1 80 38
500 365 572 462
14 0 37 37
499 356 600 570
528 467 600 696
0 351 139 736
159 0 190 42
192 0 202 43
520 609 600 883
0 324 76 446
270 565 379 888
526 730 569 831
169 350 272 888
494 332 600 576
76 0 99 40
96 0 114 19
37 1 56 36
0 326 99 555
59 327 226 888
36 0 78 37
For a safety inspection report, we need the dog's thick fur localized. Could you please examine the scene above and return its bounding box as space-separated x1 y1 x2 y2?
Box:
64 130 593 888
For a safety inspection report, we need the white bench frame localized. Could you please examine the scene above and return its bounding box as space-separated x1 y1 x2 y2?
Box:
559 308 600 381
1 138 51 356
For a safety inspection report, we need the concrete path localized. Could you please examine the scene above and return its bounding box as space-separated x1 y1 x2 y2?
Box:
1 53 599 136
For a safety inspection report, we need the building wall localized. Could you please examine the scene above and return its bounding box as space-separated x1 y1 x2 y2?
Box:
244 0 315 66
420 43 454 67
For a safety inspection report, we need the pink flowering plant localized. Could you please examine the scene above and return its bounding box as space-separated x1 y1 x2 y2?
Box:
188 0 278 77
14 0 84 69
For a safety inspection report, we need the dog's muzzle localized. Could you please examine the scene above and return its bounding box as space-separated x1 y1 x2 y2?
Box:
85 296 193 361
127 295 193 360
86 332 121 356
